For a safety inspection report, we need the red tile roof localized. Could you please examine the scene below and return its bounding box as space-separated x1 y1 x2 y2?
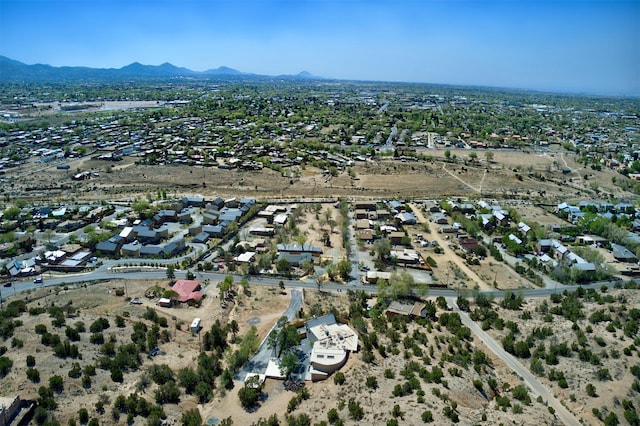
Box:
172 279 203 303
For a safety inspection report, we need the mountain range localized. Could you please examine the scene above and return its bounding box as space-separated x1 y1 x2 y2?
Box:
0 56 322 83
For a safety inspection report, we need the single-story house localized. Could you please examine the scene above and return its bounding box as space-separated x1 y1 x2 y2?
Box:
390 249 421 265
433 213 448 224
236 251 256 263
358 229 374 241
192 232 210 244
395 212 417 225
172 280 204 304
121 243 141 257
459 237 481 253
182 196 205 207
389 231 405 245
611 243 638 262
249 227 275 236
385 301 427 319
363 270 391 285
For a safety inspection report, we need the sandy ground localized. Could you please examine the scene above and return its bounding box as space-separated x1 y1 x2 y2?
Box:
481 288 640 426
3 146 635 203
409 204 535 292
0 278 289 425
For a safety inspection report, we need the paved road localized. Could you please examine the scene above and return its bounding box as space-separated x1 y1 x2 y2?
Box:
236 288 303 382
448 297 580 426
4 262 623 301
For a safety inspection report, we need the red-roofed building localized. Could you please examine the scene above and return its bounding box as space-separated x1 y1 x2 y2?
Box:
172 280 204 304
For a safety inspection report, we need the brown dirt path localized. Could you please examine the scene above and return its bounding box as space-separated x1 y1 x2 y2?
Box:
410 203 491 290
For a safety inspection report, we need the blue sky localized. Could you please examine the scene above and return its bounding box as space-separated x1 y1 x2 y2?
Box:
1 0 639 95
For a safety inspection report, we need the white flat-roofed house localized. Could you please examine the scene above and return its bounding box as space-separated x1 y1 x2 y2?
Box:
305 314 358 381
273 213 289 227
235 251 256 263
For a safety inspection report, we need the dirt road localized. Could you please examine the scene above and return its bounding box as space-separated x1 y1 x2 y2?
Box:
411 203 491 290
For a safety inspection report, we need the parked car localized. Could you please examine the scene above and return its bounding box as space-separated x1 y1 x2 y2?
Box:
130 298 143 305
3 282 12 287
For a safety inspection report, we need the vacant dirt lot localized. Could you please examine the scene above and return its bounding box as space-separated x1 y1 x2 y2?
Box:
4 146 635 203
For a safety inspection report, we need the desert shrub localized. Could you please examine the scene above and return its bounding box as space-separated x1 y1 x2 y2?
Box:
348 398 364 420
49 375 64 393
26 368 40 382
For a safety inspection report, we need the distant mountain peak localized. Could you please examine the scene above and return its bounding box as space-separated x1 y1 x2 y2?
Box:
0 56 324 83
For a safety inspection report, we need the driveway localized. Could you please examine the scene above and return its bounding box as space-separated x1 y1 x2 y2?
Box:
236 288 303 381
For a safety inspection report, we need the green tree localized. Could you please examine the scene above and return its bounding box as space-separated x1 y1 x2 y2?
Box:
49 375 64 393
181 408 202 426
78 408 89 424
337 258 351 281
0 356 13 377
276 258 292 276
166 265 175 282
238 377 262 409
280 353 300 379
366 376 378 390
33 406 48 425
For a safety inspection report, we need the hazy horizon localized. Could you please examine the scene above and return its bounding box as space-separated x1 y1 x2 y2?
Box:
1 0 639 96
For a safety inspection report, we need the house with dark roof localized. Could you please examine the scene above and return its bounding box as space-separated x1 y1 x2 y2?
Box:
177 210 193 224
96 236 123 256
354 201 376 211
182 196 205 207
219 208 243 222
611 243 638 262
153 210 177 226
224 198 239 208
139 245 163 257
121 243 141 257
459 237 481 254
162 239 186 257
202 212 219 225
192 232 210 244
136 228 161 244
203 224 226 237
537 239 553 253
210 197 225 209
